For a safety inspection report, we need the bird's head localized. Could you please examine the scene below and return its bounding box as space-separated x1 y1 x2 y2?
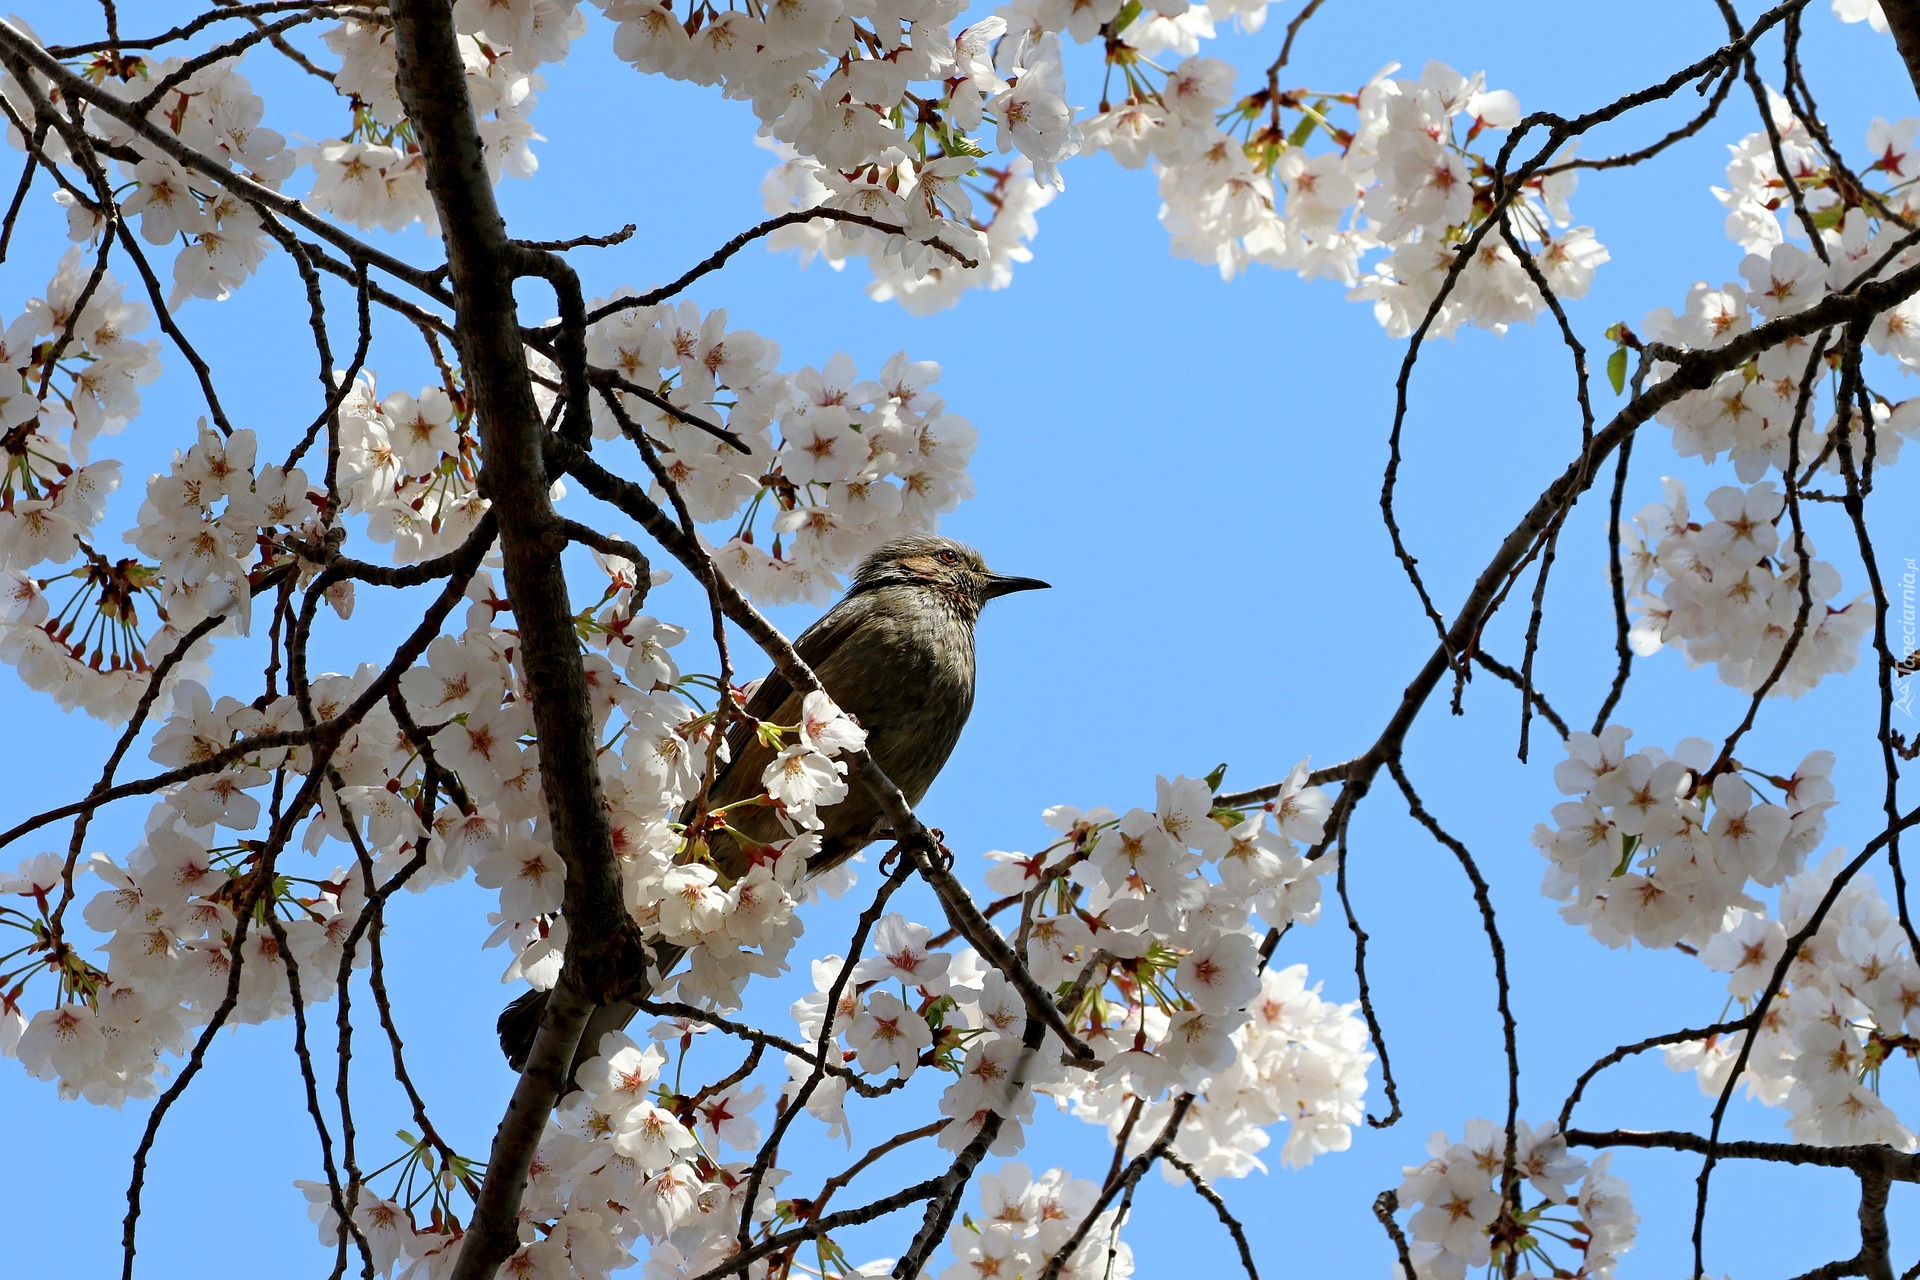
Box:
847 534 1049 622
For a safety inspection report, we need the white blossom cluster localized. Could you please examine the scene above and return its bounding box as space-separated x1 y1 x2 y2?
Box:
32 6 570 245
609 696 868 1010
587 298 977 603
509 1028 773 1278
0 246 162 461
304 5 581 231
1615 119 1920 705
327 301 975 603
931 1162 1133 1280
0 561 158 723
590 0 1079 306
1394 1120 1637 1280
281 1064 1135 1279
1079 55 1607 336
1109 961 1374 1177
952 768 1372 1178
1531 727 1836 950
1641 112 1920 482
778 915 1044 1157
128 425 323 631
6 52 295 306
0 247 169 721
1622 477 1870 697
1668 848 1920 1150
759 140 1059 315
333 372 493 564
597 0 1079 183
721 770 1372 1267
1642 269 1920 485
4 675 388 1104
6 406 361 726
291 1024 773 1279
1710 90 1920 263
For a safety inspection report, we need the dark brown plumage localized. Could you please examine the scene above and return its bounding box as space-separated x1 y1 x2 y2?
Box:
498 533 1047 1072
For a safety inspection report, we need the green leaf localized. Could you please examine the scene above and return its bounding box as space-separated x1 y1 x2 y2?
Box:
1606 346 1628 396
1812 202 1848 231
922 993 957 1032
943 131 988 159
1286 101 1325 149
1112 0 1142 33
1203 761 1229 791
1611 831 1641 879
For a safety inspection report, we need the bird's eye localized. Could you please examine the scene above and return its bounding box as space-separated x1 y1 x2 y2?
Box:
937 549 960 565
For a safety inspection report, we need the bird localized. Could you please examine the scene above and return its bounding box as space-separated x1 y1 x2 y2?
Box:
498 533 1049 1072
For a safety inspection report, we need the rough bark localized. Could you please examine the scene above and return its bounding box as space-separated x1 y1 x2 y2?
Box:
1881 1 1920 103
385 2 644 1276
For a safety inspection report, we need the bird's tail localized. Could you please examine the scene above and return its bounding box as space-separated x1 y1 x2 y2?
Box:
497 942 688 1077
498 989 649 1083
497 987 549 1072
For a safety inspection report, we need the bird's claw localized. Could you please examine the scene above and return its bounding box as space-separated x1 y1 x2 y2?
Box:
877 827 953 875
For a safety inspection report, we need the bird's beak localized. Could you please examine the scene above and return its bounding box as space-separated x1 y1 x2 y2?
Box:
983 573 1050 599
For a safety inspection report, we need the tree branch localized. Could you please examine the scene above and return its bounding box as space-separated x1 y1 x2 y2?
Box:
384 6 646 1274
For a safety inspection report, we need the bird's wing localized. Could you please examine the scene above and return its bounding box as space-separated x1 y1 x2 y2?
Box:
699 599 871 871
722 598 865 761
703 595 923 878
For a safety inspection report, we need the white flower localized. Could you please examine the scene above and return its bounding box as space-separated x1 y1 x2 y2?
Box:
613 1101 700 1166
797 690 867 755
762 745 849 827
852 913 951 990
1176 930 1261 1011
847 990 931 1076
577 1032 668 1112
473 833 565 920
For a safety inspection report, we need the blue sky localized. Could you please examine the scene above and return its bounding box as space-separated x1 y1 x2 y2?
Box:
4 2 1920 1276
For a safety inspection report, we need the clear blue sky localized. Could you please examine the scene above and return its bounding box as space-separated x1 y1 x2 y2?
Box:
4 2 1920 1276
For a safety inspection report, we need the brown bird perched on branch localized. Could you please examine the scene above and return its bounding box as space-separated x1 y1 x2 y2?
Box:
498 533 1049 1071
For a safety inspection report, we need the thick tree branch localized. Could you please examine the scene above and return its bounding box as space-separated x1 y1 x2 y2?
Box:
1880 1 1920 102
384 5 643 1276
